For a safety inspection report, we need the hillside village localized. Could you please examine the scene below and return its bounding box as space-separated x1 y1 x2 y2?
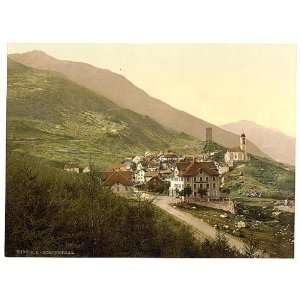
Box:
64 129 254 199
64 127 295 213
62 128 295 257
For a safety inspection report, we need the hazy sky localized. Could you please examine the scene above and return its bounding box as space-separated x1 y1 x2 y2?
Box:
8 43 297 137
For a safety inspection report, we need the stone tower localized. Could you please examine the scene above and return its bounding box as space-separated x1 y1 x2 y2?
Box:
240 132 247 160
206 127 213 143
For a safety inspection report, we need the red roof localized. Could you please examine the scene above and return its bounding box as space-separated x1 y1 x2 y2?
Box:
98 171 114 181
103 171 133 186
181 162 219 177
176 162 191 171
145 171 159 178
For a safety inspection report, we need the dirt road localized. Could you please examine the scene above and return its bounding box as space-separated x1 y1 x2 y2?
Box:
153 195 247 254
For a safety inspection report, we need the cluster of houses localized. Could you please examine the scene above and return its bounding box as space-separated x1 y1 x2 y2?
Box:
64 131 250 201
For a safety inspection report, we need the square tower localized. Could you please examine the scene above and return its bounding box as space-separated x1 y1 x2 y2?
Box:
206 127 213 143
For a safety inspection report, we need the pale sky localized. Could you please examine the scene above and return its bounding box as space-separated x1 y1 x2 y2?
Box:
8 44 297 137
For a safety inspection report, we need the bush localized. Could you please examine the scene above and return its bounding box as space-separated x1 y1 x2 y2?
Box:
199 231 241 258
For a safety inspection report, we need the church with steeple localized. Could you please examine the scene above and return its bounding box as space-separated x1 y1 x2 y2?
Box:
224 132 249 166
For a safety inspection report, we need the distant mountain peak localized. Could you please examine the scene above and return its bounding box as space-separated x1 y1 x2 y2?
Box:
9 50 58 65
12 49 49 57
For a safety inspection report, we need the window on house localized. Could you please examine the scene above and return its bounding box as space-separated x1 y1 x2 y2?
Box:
213 176 216 181
206 177 209 181
213 183 216 188
200 183 203 189
200 177 202 181
207 183 209 188
194 177 196 182
194 184 196 189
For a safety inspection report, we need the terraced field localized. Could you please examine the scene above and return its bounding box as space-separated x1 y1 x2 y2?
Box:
7 59 203 169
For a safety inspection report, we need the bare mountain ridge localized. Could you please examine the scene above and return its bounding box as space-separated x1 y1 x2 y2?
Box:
9 50 267 158
221 120 295 165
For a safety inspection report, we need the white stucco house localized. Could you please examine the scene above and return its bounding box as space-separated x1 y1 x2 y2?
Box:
134 168 146 184
169 161 221 199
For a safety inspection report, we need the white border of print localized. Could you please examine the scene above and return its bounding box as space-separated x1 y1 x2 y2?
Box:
0 1 299 300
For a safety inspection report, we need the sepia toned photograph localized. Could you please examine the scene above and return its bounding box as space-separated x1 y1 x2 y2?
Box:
5 44 296 258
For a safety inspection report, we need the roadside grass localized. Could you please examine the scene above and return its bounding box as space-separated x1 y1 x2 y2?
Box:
176 202 294 258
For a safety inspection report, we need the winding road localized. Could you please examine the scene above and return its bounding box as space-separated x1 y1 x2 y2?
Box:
153 195 247 254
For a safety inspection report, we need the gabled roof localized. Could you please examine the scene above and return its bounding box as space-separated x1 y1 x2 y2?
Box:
200 161 217 169
228 146 243 153
176 161 191 171
98 171 114 181
103 171 133 186
181 162 219 177
159 169 172 174
145 171 159 178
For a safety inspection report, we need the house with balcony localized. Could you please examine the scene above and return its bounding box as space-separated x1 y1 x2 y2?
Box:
170 161 221 199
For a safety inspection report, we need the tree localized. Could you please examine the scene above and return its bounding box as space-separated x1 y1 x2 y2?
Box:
6 153 246 258
147 178 169 194
184 185 192 198
243 236 260 258
199 230 241 258
197 187 207 198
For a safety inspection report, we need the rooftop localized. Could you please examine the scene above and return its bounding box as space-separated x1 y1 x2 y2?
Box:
181 161 219 177
103 171 133 186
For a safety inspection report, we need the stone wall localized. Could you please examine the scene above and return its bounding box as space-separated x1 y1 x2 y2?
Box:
194 199 235 214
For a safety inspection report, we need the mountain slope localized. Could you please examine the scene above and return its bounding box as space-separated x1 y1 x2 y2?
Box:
7 59 295 200
7 59 202 168
221 120 295 165
9 50 267 158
